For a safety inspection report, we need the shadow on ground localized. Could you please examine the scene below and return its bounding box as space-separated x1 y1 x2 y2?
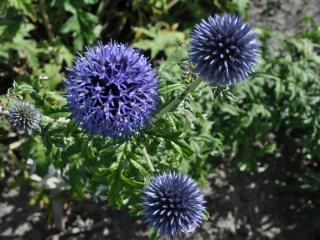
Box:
188 156 320 240
0 183 147 240
1 154 319 240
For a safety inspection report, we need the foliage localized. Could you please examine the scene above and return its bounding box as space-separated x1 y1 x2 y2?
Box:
0 0 227 214
208 31 320 229
0 0 320 237
210 32 320 171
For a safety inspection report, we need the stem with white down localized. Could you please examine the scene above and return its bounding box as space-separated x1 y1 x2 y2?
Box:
152 77 202 123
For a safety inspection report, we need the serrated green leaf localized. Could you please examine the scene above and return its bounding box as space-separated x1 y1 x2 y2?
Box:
130 159 150 177
10 0 37 21
120 173 144 188
60 14 79 33
159 83 185 95
203 210 210 220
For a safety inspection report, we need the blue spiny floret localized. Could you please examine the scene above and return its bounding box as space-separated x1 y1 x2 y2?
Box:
142 172 205 239
8 102 41 134
189 13 260 85
65 42 159 138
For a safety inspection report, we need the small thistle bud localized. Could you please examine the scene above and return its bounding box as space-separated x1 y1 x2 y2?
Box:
189 13 260 85
8 102 41 133
142 172 205 239
65 42 159 139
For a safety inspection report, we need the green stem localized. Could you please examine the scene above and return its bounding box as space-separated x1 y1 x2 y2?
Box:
152 77 202 123
0 110 9 117
143 146 155 172
41 115 69 124
39 0 55 43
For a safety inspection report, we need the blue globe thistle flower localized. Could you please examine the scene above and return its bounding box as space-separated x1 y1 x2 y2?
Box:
142 172 205 239
8 102 41 133
65 42 159 138
189 13 260 85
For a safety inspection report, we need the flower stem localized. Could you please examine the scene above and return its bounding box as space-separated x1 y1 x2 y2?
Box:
41 115 69 125
39 0 55 43
143 146 155 172
152 77 202 123
0 110 9 117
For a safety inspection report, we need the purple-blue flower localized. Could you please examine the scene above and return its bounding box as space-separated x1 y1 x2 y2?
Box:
142 172 205 239
65 42 159 138
189 13 260 85
8 102 41 134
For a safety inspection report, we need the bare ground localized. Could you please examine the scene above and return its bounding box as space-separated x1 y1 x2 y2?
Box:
1 156 319 240
250 0 320 36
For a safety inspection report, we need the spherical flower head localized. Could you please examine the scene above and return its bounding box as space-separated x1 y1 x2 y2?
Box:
8 102 41 134
142 172 205 239
65 42 159 138
189 13 260 85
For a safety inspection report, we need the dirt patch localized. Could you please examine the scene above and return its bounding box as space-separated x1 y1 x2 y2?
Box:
188 158 319 240
249 0 320 35
0 184 148 240
1 156 319 240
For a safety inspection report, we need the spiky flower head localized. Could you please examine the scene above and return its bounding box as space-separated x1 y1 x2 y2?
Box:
65 42 159 138
189 13 260 85
8 102 41 133
142 172 205 239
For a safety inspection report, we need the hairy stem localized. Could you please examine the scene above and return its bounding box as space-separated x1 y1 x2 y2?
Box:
41 115 70 126
0 110 9 117
143 146 155 172
152 77 202 123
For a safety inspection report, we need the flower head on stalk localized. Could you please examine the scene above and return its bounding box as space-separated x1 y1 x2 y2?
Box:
189 13 260 85
8 102 41 133
65 42 159 138
142 172 205 239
